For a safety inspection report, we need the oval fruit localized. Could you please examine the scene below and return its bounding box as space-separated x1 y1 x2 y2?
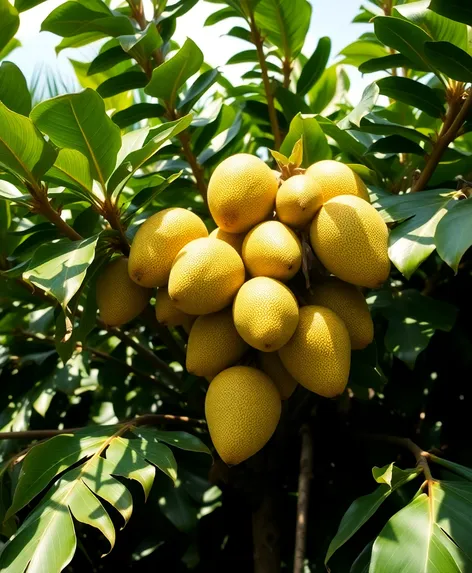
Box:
209 227 246 256
310 195 390 288
306 160 370 203
208 154 278 233
97 257 150 327
307 278 373 350
168 237 245 315
128 207 208 288
155 288 191 327
276 174 323 229
186 309 248 378
205 366 281 465
258 352 297 400
233 277 299 352
242 221 302 281
279 305 351 398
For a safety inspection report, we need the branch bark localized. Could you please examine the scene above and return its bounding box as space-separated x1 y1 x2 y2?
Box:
252 493 281 573
293 424 313 573
29 185 82 241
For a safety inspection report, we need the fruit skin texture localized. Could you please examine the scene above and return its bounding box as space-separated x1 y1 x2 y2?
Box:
209 227 246 256
233 277 299 352
279 305 351 398
208 154 278 233
242 221 302 281
276 174 324 229
186 308 249 378
306 160 370 203
310 195 390 289
306 278 373 350
168 237 245 315
258 352 297 400
205 366 281 465
155 288 191 327
97 257 150 327
128 207 208 288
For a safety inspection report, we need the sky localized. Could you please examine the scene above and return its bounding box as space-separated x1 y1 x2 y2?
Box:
8 0 371 103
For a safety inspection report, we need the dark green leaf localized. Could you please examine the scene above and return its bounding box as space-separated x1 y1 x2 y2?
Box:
366 135 424 155
145 38 203 107
0 37 20 60
359 54 420 73
226 50 259 65
204 6 238 26
275 86 312 122
133 427 211 455
297 36 331 96
0 0 19 54
197 112 243 164
14 0 47 11
97 70 148 98
88 45 131 76
435 196 472 273
56 31 105 54
112 103 165 128
118 23 163 62
316 115 368 163
376 76 444 118
31 89 121 186
429 0 472 26
339 40 388 67
308 65 338 114
44 149 94 198
0 62 31 116
429 454 472 482
424 41 472 83
280 113 331 166
178 69 219 113
357 114 431 146
227 26 252 43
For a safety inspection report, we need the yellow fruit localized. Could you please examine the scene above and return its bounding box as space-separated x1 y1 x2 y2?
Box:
258 352 297 400
205 366 281 465
186 309 248 377
182 316 197 334
306 160 370 203
307 278 373 350
209 227 246 256
128 208 208 287
208 154 278 233
97 257 150 327
242 221 302 281
310 195 390 288
168 237 245 315
233 277 299 352
155 288 191 327
279 305 351 398
276 174 324 229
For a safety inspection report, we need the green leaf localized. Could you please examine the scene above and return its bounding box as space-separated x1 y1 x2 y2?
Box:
435 196 472 273
97 70 149 98
359 54 420 73
178 69 219 113
14 0 47 11
308 65 338 114
0 0 19 54
0 37 20 60
132 427 211 455
197 112 243 164
56 31 106 54
227 25 252 43
428 454 472 482
424 42 472 83
297 36 331 96
317 115 368 163
23 236 99 310
280 113 331 167
112 103 165 128
339 40 388 67
31 89 122 187
254 0 311 60
88 45 131 75
0 102 57 186
118 23 163 63
373 16 434 72
276 86 312 121
326 463 419 564
366 135 424 155
357 114 431 146
376 76 444 118
0 62 31 116
44 149 94 198
226 49 259 65
429 0 472 26
375 189 456 278
338 83 379 130
145 38 203 107
204 6 238 26
125 435 177 483
123 171 182 222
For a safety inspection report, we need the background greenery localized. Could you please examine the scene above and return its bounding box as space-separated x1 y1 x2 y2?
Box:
1 0 472 571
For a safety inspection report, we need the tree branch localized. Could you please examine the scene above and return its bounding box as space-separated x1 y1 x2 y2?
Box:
29 184 82 241
178 130 208 203
102 198 130 255
412 89 472 193
293 424 313 573
282 58 292 89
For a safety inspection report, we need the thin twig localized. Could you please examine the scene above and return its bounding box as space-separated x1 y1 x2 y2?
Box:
282 58 292 89
178 131 208 203
293 424 313 573
29 185 82 241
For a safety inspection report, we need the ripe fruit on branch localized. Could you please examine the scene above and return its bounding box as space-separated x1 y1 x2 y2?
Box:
155 288 192 328
306 160 370 203
258 352 298 400
209 227 246 255
276 173 324 229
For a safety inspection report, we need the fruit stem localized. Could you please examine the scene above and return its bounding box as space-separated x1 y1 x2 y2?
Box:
293 424 314 573
103 197 130 255
411 88 472 193
249 12 282 150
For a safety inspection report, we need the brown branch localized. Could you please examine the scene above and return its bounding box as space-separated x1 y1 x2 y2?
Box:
30 186 82 241
282 58 292 89
293 424 313 573
412 89 472 193
102 198 130 255
249 13 282 150
178 131 208 203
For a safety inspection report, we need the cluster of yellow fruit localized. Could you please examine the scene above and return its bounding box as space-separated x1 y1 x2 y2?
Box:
96 153 390 466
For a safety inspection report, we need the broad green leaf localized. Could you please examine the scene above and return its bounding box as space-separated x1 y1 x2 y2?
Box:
0 62 31 116
280 113 331 166
44 149 94 198
0 0 19 54
435 196 472 273
123 171 182 222
339 40 388 67
88 45 131 76
178 69 219 113
132 427 211 455
31 89 122 187
429 454 472 482
375 189 456 278
0 37 20 60
118 23 163 63
373 16 434 72
23 235 99 310
56 31 106 54
326 463 419 564
112 103 165 128
351 542 373 573
366 135 424 155
370 493 471 572
338 83 379 130
14 0 47 11
227 25 252 43
126 436 178 482
376 76 444 118
308 65 338 114
429 0 472 26
145 38 203 107
197 112 243 164
226 49 259 65
357 114 431 146
359 54 420 73
424 42 472 83
297 36 331 96
107 114 192 200
204 6 238 26
254 0 311 60
276 86 312 121
158 482 198 532
0 102 57 186
317 115 368 163
97 70 149 98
